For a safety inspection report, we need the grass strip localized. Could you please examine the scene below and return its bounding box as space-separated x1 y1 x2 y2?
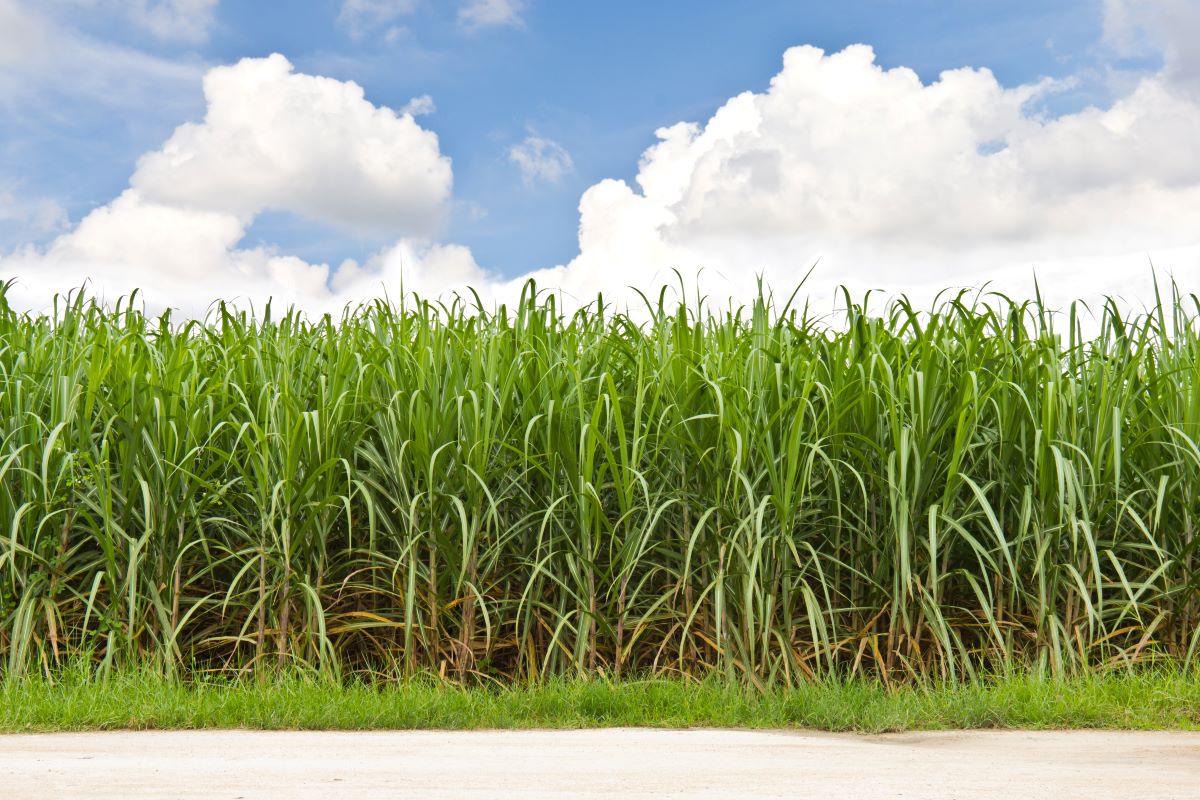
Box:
3 669 1199 733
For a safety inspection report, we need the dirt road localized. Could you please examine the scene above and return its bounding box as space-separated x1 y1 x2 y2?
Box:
2 728 1197 798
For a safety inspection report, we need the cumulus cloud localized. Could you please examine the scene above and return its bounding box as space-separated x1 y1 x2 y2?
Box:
3 190 328 308
132 54 451 234
458 0 524 31
332 239 492 300
502 43 1200 311
5 31 1200 318
2 189 488 315
0 54 465 315
508 134 572 185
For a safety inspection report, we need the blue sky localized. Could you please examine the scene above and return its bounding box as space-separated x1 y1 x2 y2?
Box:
0 1 1122 270
1 0 1197 314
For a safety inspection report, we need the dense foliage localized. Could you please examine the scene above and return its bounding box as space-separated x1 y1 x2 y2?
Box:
1 282 1198 684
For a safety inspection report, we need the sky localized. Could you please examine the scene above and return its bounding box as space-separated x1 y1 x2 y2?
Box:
1 0 1198 315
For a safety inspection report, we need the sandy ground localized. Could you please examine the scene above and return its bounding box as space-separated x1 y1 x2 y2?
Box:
1 728 1197 799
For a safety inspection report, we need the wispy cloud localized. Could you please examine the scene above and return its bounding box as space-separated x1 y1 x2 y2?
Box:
508 134 572 185
0 0 49 66
0 186 68 245
1104 0 1200 90
40 0 221 43
401 94 436 116
458 0 524 31
338 0 418 40
0 1 205 116
123 0 220 43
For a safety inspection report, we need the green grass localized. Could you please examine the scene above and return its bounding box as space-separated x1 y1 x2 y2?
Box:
3 280 1200 685
3 667 1199 732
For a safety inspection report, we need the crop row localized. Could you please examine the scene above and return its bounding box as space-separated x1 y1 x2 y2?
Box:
1 282 1197 683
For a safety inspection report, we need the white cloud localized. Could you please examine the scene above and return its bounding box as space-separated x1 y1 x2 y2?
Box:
0 1 204 113
508 134 572 184
1 188 487 315
131 54 451 234
43 0 219 43
401 94 436 116
498 43 1200 311
1105 0 1200 90
338 0 417 39
458 0 523 31
0 55 465 315
0 189 68 239
332 239 492 300
5 36 1200 318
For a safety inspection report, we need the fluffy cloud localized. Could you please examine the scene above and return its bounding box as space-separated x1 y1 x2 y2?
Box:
508 135 572 185
5 27 1200 317
458 0 524 31
0 55 464 315
332 239 492 300
2 189 489 315
132 54 451 234
3 191 328 310
509 43 1200 310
